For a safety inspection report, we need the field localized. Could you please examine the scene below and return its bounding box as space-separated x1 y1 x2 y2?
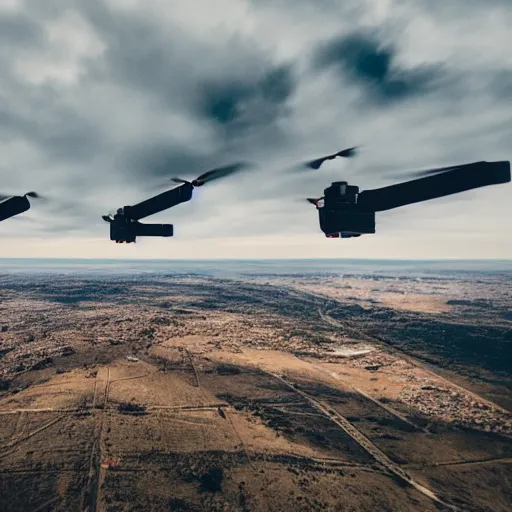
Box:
0 267 511 511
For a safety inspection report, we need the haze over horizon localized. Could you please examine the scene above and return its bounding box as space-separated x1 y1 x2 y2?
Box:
1 0 511 259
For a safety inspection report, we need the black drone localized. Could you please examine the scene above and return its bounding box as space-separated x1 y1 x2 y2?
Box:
302 150 511 238
0 192 41 223
102 163 248 243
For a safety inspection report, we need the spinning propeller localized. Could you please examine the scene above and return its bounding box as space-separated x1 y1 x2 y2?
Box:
170 162 251 187
306 197 323 208
0 191 42 201
303 147 358 170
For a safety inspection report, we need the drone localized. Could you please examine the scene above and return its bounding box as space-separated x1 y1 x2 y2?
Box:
102 163 249 243
302 153 511 238
0 192 41 223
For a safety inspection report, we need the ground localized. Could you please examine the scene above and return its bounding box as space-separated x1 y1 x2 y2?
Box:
0 268 511 511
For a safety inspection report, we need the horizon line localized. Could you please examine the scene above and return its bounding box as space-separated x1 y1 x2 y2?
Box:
1 257 511 262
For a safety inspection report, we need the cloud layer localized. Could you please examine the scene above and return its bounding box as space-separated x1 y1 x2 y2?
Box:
0 0 511 258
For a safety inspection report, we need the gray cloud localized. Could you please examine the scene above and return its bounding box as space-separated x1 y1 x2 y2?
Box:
408 0 511 16
0 94 105 163
0 10 44 49
313 31 444 104
121 143 211 182
198 64 295 128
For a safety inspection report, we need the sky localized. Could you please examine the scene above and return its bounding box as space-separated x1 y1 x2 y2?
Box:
0 0 511 260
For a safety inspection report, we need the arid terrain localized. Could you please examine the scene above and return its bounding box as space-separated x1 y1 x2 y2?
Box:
0 263 511 511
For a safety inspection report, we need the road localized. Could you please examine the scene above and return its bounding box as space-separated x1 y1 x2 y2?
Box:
268 371 460 511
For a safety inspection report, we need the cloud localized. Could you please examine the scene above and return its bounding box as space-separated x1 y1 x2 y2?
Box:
312 31 445 105
0 10 44 49
0 0 511 258
198 64 295 128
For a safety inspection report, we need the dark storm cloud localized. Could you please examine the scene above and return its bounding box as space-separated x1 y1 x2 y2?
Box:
197 64 296 130
1 0 298 199
202 83 253 125
69 0 298 180
313 31 444 104
260 65 296 103
76 0 297 128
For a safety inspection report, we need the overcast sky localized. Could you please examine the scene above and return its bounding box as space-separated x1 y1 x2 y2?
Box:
1 0 511 259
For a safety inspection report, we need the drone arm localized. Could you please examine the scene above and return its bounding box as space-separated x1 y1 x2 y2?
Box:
357 161 511 212
123 182 194 220
0 195 31 222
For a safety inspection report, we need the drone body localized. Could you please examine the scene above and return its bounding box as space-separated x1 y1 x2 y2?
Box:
307 161 511 238
0 192 40 223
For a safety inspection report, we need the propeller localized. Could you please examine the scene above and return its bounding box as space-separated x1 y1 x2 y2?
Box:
171 162 251 187
0 191 43 201
305 197 324 209
102 208 123 223
304 147 358 170
25 191 41 199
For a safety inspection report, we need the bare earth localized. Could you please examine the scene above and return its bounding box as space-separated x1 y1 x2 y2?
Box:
0 269 511 511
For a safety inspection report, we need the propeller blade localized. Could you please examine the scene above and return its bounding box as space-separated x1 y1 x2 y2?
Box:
170 177 191 185
193 162 250 186
304 146 358 170
305 157 327 170
398 162 479 180
102 215 113 223
0 191 42 200
335 146 358 158
357 161 511 212
306 197 324 208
